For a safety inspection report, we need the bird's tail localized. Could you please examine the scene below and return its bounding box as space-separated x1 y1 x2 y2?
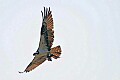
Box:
50 45 62 59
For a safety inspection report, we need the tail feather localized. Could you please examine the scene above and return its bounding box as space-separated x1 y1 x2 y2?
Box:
50 45 62 59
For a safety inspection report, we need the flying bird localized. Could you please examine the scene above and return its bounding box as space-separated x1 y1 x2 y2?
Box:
19 7 62 73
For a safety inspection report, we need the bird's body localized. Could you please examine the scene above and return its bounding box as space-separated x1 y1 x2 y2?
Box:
19 7 62 73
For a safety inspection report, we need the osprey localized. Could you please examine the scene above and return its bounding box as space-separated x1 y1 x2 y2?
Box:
19 7 62 73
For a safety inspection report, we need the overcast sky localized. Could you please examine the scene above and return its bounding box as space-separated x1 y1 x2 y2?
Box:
0 0 120 80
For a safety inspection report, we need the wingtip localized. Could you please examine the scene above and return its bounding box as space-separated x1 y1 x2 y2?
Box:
18 71 24 73
49 7 50 11
18 70 27 73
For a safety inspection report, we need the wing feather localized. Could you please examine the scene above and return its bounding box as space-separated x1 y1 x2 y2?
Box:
38 7 54 51
24 53 47 72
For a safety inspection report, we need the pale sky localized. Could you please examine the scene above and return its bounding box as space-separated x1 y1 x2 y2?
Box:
0 0 120 80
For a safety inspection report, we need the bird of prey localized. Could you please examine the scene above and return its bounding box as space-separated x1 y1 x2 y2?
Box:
19 7 62 73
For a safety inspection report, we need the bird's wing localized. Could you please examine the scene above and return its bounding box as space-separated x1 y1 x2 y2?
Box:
38 7 54 51
23 53 47 72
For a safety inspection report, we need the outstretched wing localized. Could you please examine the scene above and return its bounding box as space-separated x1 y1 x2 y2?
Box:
38 7 54 52
22 53 47 73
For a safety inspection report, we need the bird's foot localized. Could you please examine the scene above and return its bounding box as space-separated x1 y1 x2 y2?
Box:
48 57 52 61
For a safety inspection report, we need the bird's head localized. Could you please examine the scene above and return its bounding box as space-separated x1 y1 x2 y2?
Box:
33 52 39 56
